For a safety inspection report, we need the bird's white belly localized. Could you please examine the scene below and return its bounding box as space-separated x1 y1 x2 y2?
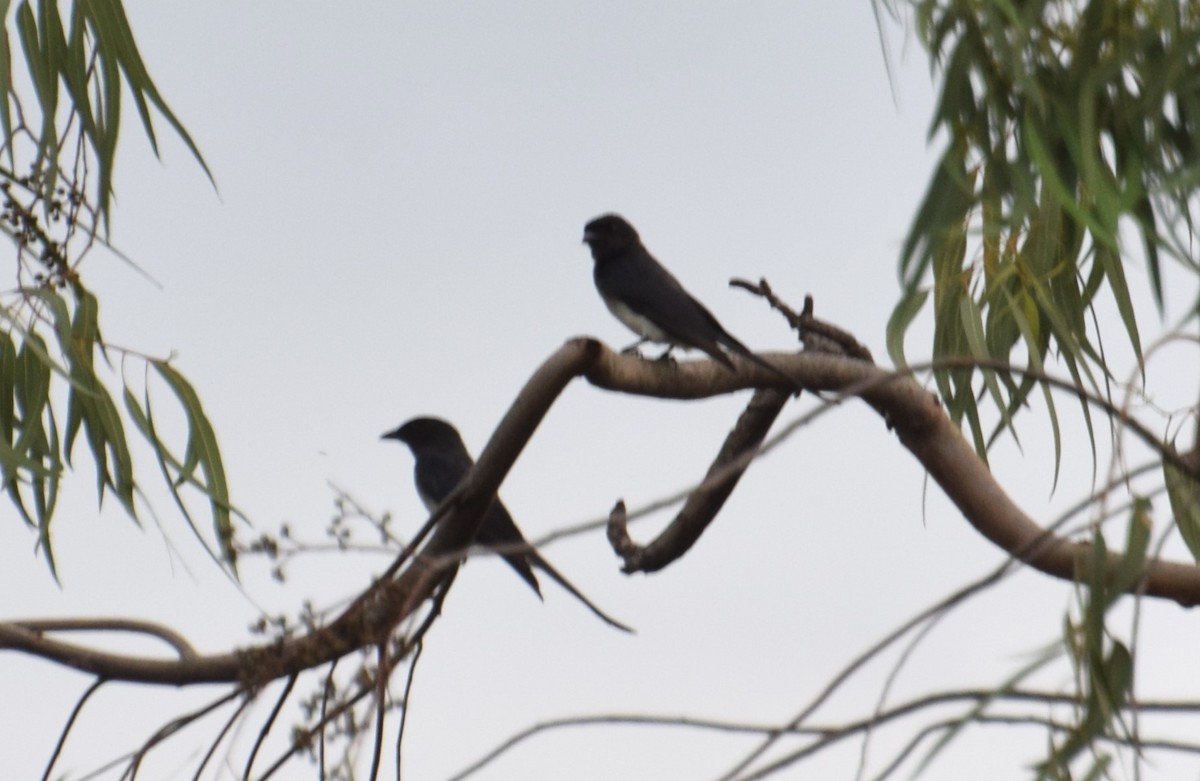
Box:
606 299 672 344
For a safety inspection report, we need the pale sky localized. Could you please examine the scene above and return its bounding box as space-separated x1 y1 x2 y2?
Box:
4 4 1199 780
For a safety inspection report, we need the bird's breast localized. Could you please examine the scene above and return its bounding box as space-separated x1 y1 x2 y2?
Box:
417 491 441 513
604 296 673 344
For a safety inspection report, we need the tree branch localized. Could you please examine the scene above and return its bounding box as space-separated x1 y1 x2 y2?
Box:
607 387 790 572
4 335 1198 696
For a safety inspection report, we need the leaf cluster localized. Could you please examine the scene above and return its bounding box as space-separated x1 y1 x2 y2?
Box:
888 0 1200 469
0 1 232 575
1 0 211 227
2 282 236 574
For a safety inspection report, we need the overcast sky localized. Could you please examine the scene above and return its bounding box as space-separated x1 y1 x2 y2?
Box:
4 4 1199 780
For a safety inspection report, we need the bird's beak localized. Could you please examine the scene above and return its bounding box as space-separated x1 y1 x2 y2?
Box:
381 428 401 441
582 229 595 245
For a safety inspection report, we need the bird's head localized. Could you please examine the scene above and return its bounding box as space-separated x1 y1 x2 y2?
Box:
381 416 464 452
582 213 639 261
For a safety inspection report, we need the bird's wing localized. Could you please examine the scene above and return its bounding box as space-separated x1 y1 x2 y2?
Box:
597 248 800 388
413 451 473 506
473 500 543 597
414 446 629 630
596 248 735 367
415 451 543 595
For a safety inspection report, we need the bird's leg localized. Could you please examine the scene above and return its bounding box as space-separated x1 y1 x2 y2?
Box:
620 337 649 358
653 346 677 366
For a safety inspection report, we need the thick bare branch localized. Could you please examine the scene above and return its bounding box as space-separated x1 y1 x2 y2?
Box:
4 335 1198 696
608 387 790 572
578 339 1200 606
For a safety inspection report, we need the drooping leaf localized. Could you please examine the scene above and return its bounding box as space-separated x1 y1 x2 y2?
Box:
1165 447 1200 563
0 0 14 171
14 333 51 453
123 386 231 572
1109 497 1151 599
153 361 237 572
885 286 928 369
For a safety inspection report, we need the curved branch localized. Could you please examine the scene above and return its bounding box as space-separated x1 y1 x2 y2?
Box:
12 618 199 658
609 387 791 573
580 339 1200 605
0 622 242 683
868 362 1200 607
3 337 1198 694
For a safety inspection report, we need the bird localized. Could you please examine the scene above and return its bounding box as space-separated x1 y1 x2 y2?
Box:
583 213 800 390
382 416 632 633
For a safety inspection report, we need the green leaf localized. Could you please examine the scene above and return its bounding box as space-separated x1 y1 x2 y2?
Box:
62 286 135 514
2 330 62 575
1080 528 1108 647
885 286 928 369
90 373 134 515
79 0 215 207
16 0 58 176
0 0 15 171
1101 640 1133 714
70 285 104 370
900 144 975 290
0 333 55 477
0 330 16 442
1132 194 1163 311
35 0 69 199
27 285 136 517
153 361 237 572
14 333 51 460
1022 110 1117 252
3 464 36 529
1092 242 1144 369
33 402 60 578
7 0 214 228
1109 497 1150 599
124 386 228 571
958 294 1016 441
1165 448 1200 563
916 639 1064 776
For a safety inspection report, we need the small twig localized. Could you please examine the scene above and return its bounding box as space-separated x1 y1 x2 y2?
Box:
243 675 297 780
42 678 105 781
121 688 244 780
719 459 1164 781
257 575 453 780
368 643 388 781
15 618 198 659
190 694 252 781
730 277 874 361
605 501 636 559
446 689 1200 781
319 659 338 781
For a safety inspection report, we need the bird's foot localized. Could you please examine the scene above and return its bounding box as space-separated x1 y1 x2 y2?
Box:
653 348 677 367
620 337 652 359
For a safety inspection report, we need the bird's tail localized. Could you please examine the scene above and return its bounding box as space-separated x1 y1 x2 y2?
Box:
720 335 803 393
531 554 634 633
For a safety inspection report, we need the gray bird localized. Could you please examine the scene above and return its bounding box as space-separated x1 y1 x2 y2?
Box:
583 213 798 388
383 416 631 632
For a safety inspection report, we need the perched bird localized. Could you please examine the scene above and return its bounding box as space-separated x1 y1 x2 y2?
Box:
583 213 799 389
382 416 631 632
